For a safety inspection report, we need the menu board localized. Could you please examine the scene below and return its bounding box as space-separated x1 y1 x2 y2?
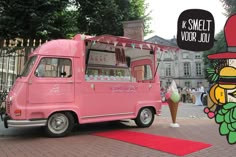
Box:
88 50 116 66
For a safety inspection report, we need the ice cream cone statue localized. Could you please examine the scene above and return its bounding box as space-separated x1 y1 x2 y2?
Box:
165 80 181 127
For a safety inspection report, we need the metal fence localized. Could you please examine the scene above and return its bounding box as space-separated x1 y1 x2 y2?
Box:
0 38 44 110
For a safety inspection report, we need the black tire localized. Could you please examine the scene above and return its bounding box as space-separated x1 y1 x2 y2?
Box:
135 107 154 128
45 112 74 137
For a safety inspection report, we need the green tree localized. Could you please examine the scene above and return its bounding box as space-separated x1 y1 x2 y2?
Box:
75 0 151 36
221 0 236 16
0 0 151 39
0 0 78 40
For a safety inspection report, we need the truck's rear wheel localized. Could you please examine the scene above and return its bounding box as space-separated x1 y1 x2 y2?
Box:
45 112 74 137
135 107 154 128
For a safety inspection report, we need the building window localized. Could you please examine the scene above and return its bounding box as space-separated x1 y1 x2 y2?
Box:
184 63 191 76
0 58 7 69
165 63 171 76
183 53 189 59
156 53 162 61
185 81 191 88
166 81 171 88
196 63 202 76
9 57 15 71
197 82 202 88
0 58 2 69
195 55 201 59
164 52 171 59
7 74 14 88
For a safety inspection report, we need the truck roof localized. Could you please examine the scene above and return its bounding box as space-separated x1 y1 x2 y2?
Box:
30 39 84 57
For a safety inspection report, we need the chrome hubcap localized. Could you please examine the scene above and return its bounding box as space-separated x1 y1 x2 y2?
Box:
140 109 152 124
48 113 69 134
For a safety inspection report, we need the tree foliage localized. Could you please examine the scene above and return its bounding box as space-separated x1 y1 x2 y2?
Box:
0 0 79 40
221 0 236 16
75 0 151 36
0 0 151 39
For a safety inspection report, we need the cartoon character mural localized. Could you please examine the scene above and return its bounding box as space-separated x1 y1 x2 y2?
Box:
205 14 236 144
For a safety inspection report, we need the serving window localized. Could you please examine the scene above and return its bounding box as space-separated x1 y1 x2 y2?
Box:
86 66 131 81
85 49 131 82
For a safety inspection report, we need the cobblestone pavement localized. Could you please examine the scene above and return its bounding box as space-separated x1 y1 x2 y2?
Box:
159 102 208 119
0 103 235 157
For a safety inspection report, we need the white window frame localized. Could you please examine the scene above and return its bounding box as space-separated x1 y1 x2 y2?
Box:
196 63 202 76
165 63 171 76
184 62 191 76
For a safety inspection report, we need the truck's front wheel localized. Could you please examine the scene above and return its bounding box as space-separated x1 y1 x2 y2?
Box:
45 112 74 137
135 107 154 128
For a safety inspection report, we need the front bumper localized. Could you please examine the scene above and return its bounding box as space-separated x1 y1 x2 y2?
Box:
3 115 47 128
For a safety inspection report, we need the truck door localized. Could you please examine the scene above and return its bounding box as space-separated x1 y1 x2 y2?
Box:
80 66 135 119
28 57 74 111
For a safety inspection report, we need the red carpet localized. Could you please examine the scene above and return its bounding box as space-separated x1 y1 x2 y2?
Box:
93 130 212 156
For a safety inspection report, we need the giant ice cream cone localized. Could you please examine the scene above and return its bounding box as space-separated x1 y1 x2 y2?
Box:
167 98 180 127
165 80 180 127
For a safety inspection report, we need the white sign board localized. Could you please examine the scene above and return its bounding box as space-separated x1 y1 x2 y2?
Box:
88 50 116 66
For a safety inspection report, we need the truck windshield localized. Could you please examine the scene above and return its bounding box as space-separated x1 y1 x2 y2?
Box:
21 55 37 77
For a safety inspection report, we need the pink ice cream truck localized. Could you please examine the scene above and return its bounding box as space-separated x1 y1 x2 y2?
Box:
2 34 174 137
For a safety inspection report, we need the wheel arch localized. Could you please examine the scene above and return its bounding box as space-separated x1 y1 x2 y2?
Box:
135 102 157 117
47 109 79 124
134 106 156 128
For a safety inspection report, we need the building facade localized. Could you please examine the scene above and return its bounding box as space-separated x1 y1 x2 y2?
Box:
146 35 209 90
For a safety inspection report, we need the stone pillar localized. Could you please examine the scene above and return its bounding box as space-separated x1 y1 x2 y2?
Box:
122 20 144 41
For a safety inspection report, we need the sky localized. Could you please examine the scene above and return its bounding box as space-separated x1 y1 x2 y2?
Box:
145 0 227 39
